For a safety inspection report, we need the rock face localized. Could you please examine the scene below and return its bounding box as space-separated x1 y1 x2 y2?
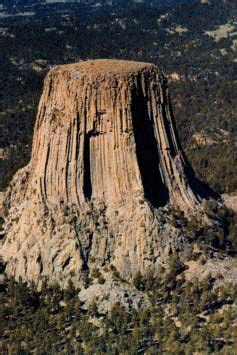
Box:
1 60 204 287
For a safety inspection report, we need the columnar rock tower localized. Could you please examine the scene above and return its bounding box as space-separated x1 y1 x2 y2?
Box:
1 60 203 287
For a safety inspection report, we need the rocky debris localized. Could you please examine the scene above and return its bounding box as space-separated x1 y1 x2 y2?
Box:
190 129 230 148
0 59 209 288
191 132 217 148
79 275 149 314
0 147 10 159
185 257 237 286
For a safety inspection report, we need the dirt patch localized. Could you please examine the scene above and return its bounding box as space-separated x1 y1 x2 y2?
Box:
222 194 237 213
185 258 237 286
0 192 5 216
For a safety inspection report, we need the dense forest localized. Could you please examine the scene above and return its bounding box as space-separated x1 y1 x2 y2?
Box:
0 258 236 353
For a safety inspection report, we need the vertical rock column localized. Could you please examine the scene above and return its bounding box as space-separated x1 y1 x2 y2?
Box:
31 60 199 210
1 60 202 287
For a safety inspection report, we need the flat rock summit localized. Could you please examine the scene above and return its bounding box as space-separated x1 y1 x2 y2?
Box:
1 59 207 287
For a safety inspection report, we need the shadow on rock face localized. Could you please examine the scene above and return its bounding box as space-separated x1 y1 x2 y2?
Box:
131 78 169 208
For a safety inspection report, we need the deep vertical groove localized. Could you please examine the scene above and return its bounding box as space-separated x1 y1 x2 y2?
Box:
43 144 50 200
74 114 80 205
65 122 72 203
83 133 92 200
161 102 176 157
131 75 169 208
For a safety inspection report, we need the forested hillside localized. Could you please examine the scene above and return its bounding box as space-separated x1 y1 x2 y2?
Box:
0 255 236 353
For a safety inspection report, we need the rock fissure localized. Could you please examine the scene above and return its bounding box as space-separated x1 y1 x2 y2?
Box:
131 82 169 208
83 133 92 201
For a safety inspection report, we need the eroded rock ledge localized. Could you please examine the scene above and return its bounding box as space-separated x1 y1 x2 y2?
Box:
1 60 208 287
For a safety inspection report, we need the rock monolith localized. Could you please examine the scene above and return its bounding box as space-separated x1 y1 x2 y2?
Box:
1 60 204 287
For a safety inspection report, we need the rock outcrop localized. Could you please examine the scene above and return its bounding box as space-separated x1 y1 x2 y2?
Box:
1 60 205 287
